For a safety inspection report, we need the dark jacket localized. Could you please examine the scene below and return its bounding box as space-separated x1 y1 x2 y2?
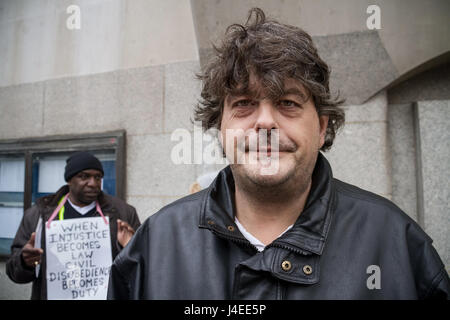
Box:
108 154 449 299
6 185 141 300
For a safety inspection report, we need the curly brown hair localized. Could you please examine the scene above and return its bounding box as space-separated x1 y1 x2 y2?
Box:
194 8 345 151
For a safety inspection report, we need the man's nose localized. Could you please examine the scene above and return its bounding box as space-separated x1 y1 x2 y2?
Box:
87 176 98 187
254 100 278 131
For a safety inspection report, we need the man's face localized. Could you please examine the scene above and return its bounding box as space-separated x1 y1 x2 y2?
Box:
68 169 103 205
220 77 328 190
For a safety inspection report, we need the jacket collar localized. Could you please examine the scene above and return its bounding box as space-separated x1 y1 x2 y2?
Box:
199 153 335 256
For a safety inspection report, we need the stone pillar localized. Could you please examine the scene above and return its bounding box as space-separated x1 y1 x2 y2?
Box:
414 100 450 270
388 103 418 222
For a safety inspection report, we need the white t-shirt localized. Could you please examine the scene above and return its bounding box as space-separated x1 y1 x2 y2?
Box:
67 198 96 215
234 217 293 252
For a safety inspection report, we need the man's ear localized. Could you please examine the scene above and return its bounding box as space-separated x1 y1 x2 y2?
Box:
318 115 329 148
66 177 74 190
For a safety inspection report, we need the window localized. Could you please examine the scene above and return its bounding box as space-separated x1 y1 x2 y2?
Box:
0 154 25 255
0 131 126 256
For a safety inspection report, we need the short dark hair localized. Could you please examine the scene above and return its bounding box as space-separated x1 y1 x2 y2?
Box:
194 8 345 151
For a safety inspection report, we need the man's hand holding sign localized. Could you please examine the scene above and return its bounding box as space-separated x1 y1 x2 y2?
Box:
21 232 43 268
116 219 136 248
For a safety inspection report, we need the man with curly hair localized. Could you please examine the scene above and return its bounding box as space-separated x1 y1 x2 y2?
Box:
108 8 449 299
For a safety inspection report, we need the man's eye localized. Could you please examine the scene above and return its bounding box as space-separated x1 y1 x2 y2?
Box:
234 99 254 107
279 100 300 108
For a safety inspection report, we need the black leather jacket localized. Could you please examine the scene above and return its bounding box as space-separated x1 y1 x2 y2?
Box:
108 154 449 299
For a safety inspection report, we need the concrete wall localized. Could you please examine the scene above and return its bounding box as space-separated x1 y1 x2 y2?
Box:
387 63 450 270
414 100 450 268
388 103 418 222
191 0 450 104
326 91 392 200
0 0 199 87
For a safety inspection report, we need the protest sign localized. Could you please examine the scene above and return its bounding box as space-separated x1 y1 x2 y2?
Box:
45 216 112 300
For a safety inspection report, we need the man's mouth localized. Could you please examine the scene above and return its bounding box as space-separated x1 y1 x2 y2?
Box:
245 144 296 154
84 190 99 196
249 147 272 153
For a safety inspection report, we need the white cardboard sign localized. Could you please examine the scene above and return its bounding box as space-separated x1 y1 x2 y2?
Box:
45 216 112 300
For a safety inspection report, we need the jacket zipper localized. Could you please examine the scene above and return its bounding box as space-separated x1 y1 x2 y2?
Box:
207 226 260 252
206 225 313 256
265 242 313 256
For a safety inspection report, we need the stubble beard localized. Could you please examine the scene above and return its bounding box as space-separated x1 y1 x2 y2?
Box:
231 149 319 204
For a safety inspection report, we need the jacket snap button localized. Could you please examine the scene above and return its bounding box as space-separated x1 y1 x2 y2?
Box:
303 265 313 275
281 260 292 272
227 225 235 232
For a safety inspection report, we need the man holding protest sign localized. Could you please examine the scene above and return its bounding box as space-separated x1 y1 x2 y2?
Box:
6 151 141 300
